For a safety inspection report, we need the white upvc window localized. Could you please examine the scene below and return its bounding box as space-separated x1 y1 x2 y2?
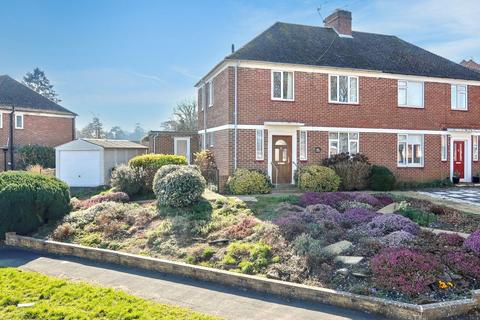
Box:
398 80 424 108
329 75 359 104
207 132 214 148
328 132 359 156
441 135 448 162
451 84 467 110
299 130 307 160
271 70 294 100
208 81 214 107
255 129 264 160
0 112 3 129
15 114 24 129
398 134 424 167
474 136 479 162
199 86 205 111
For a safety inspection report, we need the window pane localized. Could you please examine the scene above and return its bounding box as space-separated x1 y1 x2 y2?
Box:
330 141 338 155
256 130 263 160
398 142 406 164
339 76 348 102
451 85 457 108
408 134 422 144
329 132 338 140
283 72 293 99
407 81 423 107
330 76 338 101
474 136 479 161
300 131 306 159
398 134 407 142
349 141 358 154
441 136 447 160
339 133 349 153
16 115 22 128
398 87 407 105
349 132 358 140
458 92 467 109
273 72 281 98
413 144 422 164
407 144 413 164
349 77 358 103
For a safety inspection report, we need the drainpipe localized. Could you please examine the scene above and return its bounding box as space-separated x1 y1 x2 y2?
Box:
153 133 160 153
9 105 15 170
203 81 207 149
234 61 239 171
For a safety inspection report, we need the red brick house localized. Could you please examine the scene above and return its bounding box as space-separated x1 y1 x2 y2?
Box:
195 10 480 189
0 75 76 170
461 59 480 73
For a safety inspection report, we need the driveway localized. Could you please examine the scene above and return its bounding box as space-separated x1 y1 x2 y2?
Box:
418 188 480 207
0 246 384 320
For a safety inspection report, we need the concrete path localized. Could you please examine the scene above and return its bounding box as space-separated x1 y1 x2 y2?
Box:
0 246 384 320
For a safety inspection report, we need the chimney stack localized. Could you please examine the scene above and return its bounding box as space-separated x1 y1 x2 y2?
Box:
324 9 352 36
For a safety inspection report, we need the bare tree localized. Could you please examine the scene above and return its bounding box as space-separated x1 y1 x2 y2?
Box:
161 99 197 132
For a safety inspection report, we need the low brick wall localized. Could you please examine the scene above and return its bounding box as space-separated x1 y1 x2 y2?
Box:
5 232 479 320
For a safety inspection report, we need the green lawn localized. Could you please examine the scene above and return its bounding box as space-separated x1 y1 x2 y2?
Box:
0 268 220 320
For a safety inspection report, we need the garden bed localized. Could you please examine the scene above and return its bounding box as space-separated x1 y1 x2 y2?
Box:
33 190 480 307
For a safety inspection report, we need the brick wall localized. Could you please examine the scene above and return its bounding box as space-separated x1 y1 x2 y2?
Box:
149 132 199 164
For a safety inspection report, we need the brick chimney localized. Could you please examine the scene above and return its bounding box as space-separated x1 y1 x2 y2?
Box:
324 9 352 36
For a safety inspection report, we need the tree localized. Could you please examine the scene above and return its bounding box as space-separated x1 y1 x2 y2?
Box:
23 67 61 103
129 123 146 141
106 126 126 140
161 99 197 132
80 117 105 139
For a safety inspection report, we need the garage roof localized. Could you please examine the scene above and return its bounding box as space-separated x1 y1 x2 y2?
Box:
83 139 148 149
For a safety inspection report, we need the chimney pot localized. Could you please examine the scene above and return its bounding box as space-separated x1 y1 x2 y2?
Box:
324 9 352 36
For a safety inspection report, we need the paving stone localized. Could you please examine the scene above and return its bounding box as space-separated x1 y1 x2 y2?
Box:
334 256 364 265
321 241 352 256
377 202 399 214
335 268 350 276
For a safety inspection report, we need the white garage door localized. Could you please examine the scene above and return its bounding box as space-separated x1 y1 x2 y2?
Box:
58 150 101 187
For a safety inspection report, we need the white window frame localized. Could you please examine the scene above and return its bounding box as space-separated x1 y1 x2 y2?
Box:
328 75 359 104
397 133 424 167
174 137 191 164
398 80 424 108
441 135 448 162
207 132 214 148
299 130 307 160
451 84 468 111
208 81 214 107
15 113 24 129
0 112 3 129
474 135 479 162
328 132 359 157
271 70 294 101
256 129 264 160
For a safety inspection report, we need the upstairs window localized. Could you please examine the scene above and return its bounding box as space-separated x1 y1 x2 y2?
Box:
299 130 307 160
208 81 214 107
329 75 358 103
15 114 23 129
272 71 294 100
328 132 359 156
398 80 424 108
451 84 467 110
398 134 424 167
256 129 264 160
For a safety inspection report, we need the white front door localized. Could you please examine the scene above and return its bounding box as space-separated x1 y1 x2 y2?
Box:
174 137 191 164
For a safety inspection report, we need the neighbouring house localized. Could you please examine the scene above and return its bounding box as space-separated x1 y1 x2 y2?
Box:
56 139 147 187
461 59 480 73
0 75 76 170
195 9 480 190
147 131 199 164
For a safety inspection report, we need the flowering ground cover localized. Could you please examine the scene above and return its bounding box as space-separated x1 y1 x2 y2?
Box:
35 190 480 305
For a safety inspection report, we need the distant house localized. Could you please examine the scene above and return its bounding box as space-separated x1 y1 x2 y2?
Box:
0 75 76 170
460 59 480 73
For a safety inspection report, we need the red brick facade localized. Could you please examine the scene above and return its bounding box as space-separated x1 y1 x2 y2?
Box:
197 64 480 190
148 131 199 164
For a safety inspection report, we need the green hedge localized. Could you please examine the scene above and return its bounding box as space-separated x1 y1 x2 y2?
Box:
226 169 272 195
17 144 55 169
0 171 71 239
297 165 340 192
368 165 396 191
129 154 188 192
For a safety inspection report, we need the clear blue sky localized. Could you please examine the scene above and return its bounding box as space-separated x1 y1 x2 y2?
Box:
0 0 478 131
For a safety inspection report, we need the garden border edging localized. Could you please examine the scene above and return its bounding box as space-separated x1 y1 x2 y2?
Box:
5 232 479 320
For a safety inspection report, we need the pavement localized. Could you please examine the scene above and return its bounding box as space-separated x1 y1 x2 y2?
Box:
0 246 384 320
419 187 480 207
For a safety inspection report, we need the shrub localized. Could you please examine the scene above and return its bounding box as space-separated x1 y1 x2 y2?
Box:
336 200 374 212
274 212 309 241
52 222 75 241
297 165 340 192
111 164 146 196
322 152 370 167
129 154 188 192
224 215 260 240
371 248 442 296
0 171 71 238
336 208 379 228
369 165 396 191
74 192 129 210
437 233 464 247
396 178 453 190
396 206 437 227
153 165 205 207
378 230 415 247
464 230 480 256
221 241 279 274
350 193 381 207
445 250 480 280
194 150 217 184
291 233 326 267
366 214 420 237
226 169 272 195
16 144 55 169
331 160 371 191
304 204 341 223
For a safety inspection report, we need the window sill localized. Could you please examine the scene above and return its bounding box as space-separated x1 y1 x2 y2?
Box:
397 164 424 168
271 98 295 102
451 108 468 112
397 105 424 109
328 101 359 105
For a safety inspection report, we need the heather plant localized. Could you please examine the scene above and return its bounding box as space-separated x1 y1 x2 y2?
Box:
464 230 480 256
437 233 465 247
371 248 442 296
336 200 374 213
304 204 341 223
366 214 420 237
373 194 395 207
336 208 379 228
274 212 310 241
223 215 260 240
378 231 415 247
111 164 146 196
299 192 352 207
350 193 381 207
445 250 480 280
75 192 130 209
291 233 326 267
221 241 279 274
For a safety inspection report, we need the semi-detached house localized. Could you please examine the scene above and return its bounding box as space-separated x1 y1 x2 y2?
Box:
195 9 480 190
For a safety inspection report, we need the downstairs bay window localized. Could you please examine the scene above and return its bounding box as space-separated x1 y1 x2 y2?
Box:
398 134 424 167
328 132 359 156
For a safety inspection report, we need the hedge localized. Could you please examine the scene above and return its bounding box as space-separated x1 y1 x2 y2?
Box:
0 171 71 239
297 165 340 192
17 144 55 169
226 169 272 195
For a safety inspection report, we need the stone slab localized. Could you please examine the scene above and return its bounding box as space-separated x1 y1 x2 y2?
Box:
377 202 400 214
321 241 352 256
334 256 364 265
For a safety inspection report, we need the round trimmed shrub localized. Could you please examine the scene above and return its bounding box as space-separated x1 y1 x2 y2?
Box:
153 165 206 207
0 171 71 238
226 169 272 195
369 165 396 191
297 165 340 192
366 214 420 236
111 164 146 196
464 229 480 256
129 154 188 192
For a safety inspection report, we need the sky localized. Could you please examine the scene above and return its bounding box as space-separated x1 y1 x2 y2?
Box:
0 0 479 132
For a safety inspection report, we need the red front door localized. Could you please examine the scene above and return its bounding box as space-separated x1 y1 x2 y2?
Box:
453 141 465 179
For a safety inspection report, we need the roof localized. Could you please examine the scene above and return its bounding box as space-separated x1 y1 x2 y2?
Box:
0 75 76 115
226 22 480 81
82 139 148 149
460 59 480 73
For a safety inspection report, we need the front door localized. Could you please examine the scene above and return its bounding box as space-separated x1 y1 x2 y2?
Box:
454 141 465 179
272 136 292 184
174 137 190 164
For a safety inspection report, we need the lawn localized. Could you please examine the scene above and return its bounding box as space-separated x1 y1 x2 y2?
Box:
0 268 219 320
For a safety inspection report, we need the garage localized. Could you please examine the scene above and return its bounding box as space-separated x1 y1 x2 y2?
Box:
56 139 148 187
